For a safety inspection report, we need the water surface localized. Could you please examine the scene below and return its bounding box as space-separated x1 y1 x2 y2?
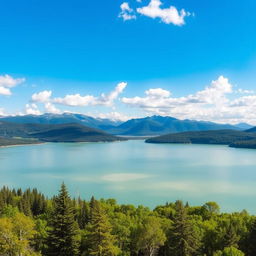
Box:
1 140 256 213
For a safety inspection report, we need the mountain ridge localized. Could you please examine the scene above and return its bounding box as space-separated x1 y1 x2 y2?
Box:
0 114 253 136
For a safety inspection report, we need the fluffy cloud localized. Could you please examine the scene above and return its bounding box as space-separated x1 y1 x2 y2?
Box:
93 111 131 122
0 74 25 96
53 82 127 107
137 0 189 25
25 104 41 115
119 0 191 25
119 2 136 21
146 88 171 98
32 90 52 103
0 87 11 96
44 102 61 114
122 76 256 125
29 82 127 117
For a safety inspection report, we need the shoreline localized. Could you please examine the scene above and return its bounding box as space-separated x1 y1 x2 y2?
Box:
0 142 45 149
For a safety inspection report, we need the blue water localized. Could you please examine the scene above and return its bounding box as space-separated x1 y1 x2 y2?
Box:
1 140 256 213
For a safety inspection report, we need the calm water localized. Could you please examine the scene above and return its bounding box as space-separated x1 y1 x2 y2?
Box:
1 140 256 213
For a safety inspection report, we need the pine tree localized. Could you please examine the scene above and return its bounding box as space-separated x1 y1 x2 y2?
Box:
168 200 200 256
47 183 79 256
78 201 90 229
247 219 256 256
86 200 119 256
223 221 239 249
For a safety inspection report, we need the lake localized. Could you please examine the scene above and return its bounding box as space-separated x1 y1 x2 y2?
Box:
1 140 256 213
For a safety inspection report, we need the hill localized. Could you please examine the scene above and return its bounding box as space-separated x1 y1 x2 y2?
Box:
245 126 256 133
29 123 124 142
0 121 123 143
229 139 256 149
145 129 256 145
107 115 243 136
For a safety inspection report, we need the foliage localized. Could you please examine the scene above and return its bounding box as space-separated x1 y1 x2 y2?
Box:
0 185 255 256
214 246 245 256
0 212 40 255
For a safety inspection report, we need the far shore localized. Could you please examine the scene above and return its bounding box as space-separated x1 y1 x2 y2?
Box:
0 142 45 149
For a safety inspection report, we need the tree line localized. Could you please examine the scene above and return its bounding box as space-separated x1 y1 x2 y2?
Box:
0 184 256 256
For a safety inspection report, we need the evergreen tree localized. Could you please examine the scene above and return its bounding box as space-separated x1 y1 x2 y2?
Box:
47 183 79 256
86 200 119 256
223 221 239 249
78 201 90 229
168 200 200 256
247 219 256 256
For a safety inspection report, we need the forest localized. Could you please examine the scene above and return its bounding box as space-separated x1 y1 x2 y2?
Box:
0 184 256 256
145 130 256 149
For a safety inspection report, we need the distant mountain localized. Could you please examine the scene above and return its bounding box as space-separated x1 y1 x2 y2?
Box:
145 130 256 145
0 113 121 130
0 121 123 143
0 114 251 136
235 123 254 130
106 116 242 136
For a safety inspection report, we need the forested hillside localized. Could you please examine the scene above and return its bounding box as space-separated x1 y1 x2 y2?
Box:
0 184 256 256
0 121 124 143
146 130 256 148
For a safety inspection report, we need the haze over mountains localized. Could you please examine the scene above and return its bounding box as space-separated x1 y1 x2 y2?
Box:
0 113 252 136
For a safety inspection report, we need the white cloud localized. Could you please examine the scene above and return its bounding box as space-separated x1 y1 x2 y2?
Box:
0 87 11 96
121 2 133 12
0 108 6 116
146 88 171 98
121 76 256 125
0 74 25 96
0 74 25 88
32 90 52 103
53 82 127 107
25 103 41 115
119 2 137 21
44 102 61 114
136 0 189 26
54 94 96 106
95 111 131 122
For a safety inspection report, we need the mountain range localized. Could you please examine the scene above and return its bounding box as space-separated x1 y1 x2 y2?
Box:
0 114 253 136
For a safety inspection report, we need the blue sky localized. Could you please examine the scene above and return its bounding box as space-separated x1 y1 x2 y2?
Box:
0 0 256 124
